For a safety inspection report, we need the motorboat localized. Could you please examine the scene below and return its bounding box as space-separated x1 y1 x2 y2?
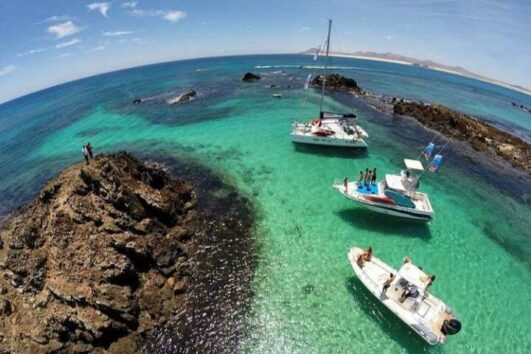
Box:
333 159 434 221
273 93 282 98
348 247 461 345
291 19 369 149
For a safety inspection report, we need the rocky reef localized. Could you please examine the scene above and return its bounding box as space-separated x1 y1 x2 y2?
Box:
167 90 197 105
0 152 255 353
311 74 363 94
393 101 531 172
242 72 261 82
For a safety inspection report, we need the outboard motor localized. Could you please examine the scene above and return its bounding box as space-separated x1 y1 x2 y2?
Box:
441 319 462 335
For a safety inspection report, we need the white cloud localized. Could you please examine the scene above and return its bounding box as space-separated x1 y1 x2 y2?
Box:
84 45 107 53
299 26 310 32
47 21 82 39
41 15 74 23
56 38 82 48
121 1 138 9
56 52 75 59
87 2 111 18
386 35 395 41
16 48 48 57
163 10 186 23
129 7 186 23
0 65 16 77
103 31 133 37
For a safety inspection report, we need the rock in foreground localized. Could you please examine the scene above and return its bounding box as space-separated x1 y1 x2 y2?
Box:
242 72 261 82
0 153 202 353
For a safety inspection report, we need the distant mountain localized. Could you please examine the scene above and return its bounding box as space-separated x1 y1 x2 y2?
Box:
301 48 531 95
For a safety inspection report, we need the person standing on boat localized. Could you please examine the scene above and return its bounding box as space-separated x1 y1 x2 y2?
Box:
366 170 373 190
362 168 369 187
371 168 377 185
82 145 89 165
358 171 363 189
382 273 395 296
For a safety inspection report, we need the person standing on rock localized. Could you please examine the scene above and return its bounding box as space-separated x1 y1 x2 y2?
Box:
82 145 89 165
86 142 94 159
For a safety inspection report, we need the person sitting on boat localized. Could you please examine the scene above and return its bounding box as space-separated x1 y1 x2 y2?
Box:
358 171 363 189
343 177 349 193
399 284 419 303
381 273 395 296
356 246 373 268
371 168 377 185
405 169 411 179
403 256 411 264
421 274 436 296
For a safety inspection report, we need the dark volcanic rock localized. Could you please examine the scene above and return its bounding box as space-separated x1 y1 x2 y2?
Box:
132 98 142 104
242 72 261 82
0 152 242 353
393 102 531 172
169 90 197 105
311 73 364 94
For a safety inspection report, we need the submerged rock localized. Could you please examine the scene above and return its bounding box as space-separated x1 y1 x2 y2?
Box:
311 73 364 94
0 152 202 353
242 72 261 82
132 98 142 104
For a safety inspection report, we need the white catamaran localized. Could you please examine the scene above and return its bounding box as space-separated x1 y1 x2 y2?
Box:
333 143 444 221
291 20 369 148
348 247 462 345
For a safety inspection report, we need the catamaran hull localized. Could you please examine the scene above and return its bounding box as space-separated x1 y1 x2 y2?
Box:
333 185 433 221
291 133 368 148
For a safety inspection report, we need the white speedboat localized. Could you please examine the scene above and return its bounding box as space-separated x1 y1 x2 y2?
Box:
333 159 434 221
348 247 461 345
291 19 369 149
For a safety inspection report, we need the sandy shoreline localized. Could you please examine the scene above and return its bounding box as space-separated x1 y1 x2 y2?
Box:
311 53 531 97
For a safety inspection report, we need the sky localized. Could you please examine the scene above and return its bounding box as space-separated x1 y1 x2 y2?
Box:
0 0 530 103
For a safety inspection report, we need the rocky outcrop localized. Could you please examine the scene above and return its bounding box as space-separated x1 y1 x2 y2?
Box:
167 90 197 105
242 72 261 82
311 74 364 94
0 153 222 353
393 102 531 172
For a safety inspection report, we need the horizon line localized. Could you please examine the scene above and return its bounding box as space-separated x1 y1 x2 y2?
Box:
1 52 530 106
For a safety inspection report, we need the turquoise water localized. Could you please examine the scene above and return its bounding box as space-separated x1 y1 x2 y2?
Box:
0 55 530 352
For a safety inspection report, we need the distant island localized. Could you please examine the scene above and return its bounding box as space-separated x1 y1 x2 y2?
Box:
301 49 531 96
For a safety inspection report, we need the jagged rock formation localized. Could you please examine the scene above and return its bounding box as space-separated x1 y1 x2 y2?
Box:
167 90 197 105
393 102 531 172
311 74 364 94
0 153 206 353
242 72 261 82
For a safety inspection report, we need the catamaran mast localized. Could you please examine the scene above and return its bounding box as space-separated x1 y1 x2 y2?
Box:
319 19 332 117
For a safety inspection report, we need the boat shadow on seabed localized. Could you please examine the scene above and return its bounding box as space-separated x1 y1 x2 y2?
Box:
293 143 369 159
336 208 432 240
346 276 434 354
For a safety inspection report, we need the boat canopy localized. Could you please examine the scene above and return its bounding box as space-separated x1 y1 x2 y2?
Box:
398 263 429 292
385 174 406 192
404 159 424 171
